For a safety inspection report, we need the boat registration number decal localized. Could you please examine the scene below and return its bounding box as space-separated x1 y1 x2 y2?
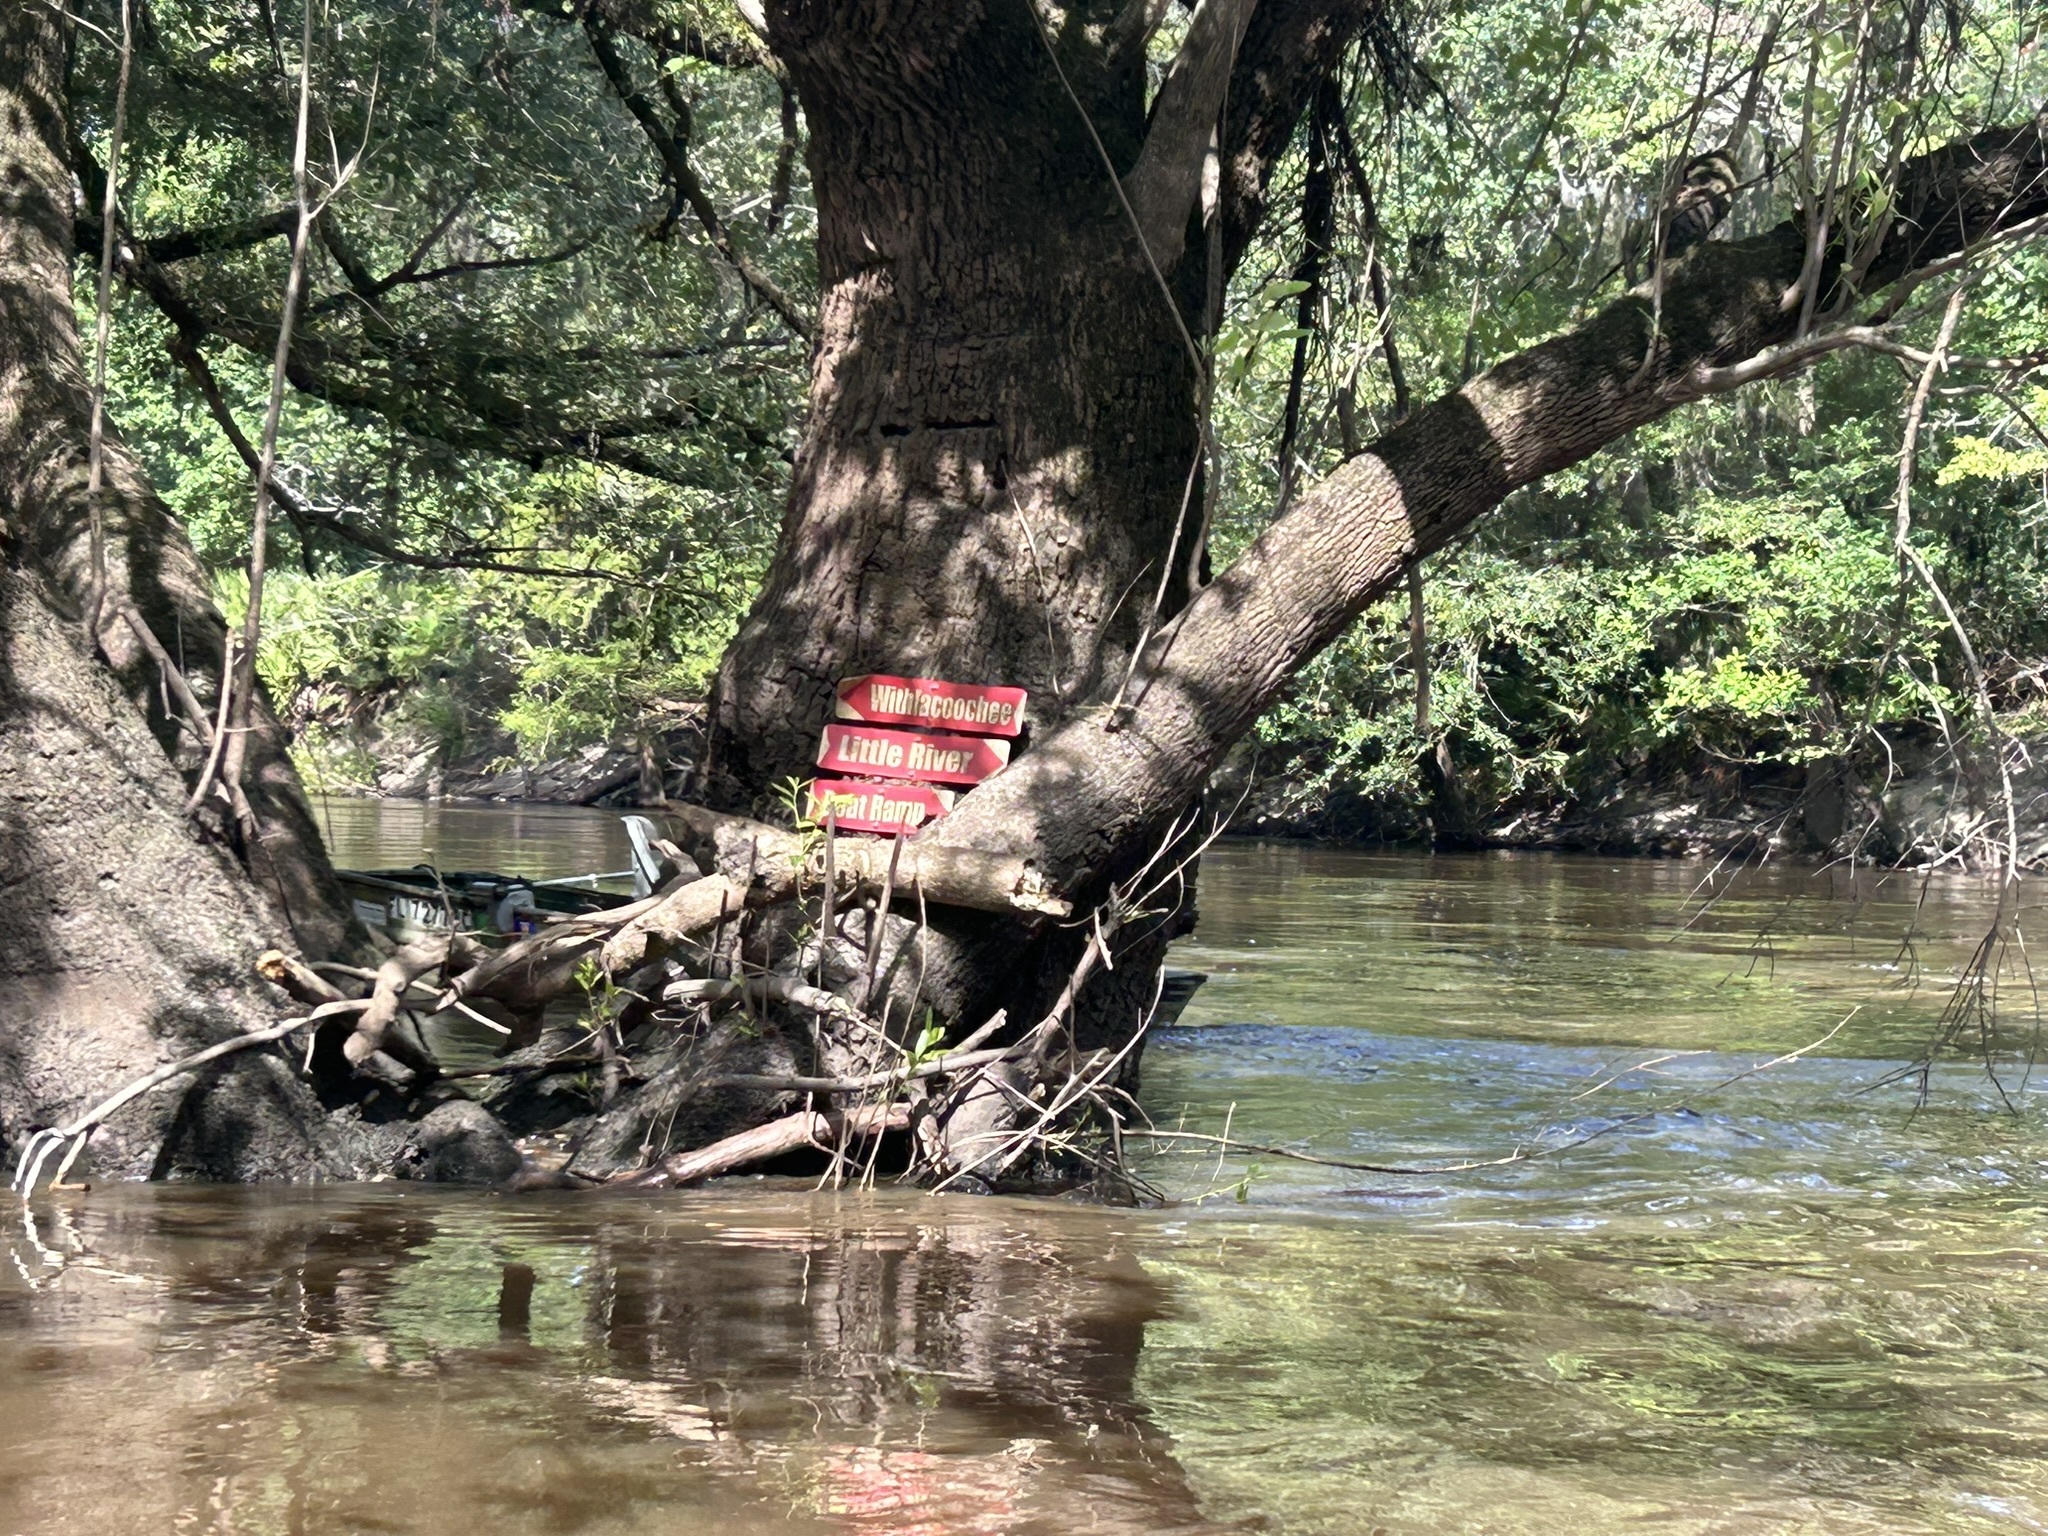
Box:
391 894 453 931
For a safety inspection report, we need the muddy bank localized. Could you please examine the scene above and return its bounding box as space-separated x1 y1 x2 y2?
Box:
1213 729 2048 872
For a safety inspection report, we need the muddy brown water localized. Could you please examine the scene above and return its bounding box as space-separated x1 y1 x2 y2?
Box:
6 802 2048 1533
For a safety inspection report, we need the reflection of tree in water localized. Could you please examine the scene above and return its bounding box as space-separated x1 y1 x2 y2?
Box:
2 1190 1230 1534
582 1206 1224 1531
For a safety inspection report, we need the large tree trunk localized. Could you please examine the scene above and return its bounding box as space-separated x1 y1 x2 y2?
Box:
0 6 363 1180
697 0 2048 1088
701 4 1201 803
696 2 1374 1057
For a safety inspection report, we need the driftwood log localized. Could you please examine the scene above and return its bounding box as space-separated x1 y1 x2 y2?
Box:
667 803 1071 918
619 1102 913 1188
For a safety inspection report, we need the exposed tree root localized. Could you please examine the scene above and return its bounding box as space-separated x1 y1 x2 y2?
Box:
14 802 1201 1200
11 1004 357 1197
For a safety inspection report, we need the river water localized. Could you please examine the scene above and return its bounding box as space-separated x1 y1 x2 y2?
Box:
6 803 2047 1534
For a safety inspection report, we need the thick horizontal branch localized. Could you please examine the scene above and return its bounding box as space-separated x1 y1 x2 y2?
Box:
931 107 2048 892
666 803 1072 918
74 206 296 266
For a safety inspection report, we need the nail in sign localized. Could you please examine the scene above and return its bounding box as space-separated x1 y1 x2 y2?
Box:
835 674 1027 738
816 722 1010 786
807 778 955 835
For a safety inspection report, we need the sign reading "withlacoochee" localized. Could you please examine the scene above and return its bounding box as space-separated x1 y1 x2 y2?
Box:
835 674 1027 737
816 722 1010 786
806 778 955 834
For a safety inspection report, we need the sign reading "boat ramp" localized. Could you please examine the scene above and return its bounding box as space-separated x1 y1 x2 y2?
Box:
805 778 955 834
835 674 1027 737
811 673 1025 836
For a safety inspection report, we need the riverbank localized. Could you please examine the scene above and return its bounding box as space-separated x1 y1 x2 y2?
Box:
302 708 2048 873
1217 729 2048 870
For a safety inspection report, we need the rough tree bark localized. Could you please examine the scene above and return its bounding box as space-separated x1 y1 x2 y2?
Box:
698 2 2048 1067
0 6 366 1179
698 0 1381 1048
699 4 1200 801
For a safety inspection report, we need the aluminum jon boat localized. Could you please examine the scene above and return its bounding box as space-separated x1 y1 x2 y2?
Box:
336 814 667 945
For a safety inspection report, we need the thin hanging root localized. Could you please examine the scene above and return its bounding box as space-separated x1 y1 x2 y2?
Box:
10 1006 352 1198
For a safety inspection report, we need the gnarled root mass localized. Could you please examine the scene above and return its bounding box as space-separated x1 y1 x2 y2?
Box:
15 804 1191 1201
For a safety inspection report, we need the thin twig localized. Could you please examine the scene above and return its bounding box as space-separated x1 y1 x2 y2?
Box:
12 1009 345 1197
208 0 319 824
82 0 134 646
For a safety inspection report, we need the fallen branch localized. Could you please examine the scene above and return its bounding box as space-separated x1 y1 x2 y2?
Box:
427 879 732 1017
620 1101 911 1188
709 1046 1013 1096
11 1003 361 1197
597 874 740 974
346 938 462 1070
668 803 1071 917
661 974 901 1054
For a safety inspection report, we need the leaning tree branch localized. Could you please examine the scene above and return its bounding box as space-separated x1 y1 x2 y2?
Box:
930 107 2048 893
584 16 813 341
1122 0 1258 269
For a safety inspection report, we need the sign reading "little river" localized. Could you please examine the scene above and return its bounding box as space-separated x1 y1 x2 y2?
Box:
835 674 1027 737
816 722 1010 786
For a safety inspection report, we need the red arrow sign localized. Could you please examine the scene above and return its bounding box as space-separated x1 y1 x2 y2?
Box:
807 777 956 835
816 722 1011 786
835 674 1027 737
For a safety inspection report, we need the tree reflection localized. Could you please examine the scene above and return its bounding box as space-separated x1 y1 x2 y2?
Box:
1 1187 1231 1534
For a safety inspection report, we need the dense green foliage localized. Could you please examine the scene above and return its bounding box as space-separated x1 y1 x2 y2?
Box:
1207 0 2048 834
84 0 801 776
77 0 2048 821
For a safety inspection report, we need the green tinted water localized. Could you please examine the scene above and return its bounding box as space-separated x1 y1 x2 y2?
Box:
1141 844 2048 1534
5 823 2044 1533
